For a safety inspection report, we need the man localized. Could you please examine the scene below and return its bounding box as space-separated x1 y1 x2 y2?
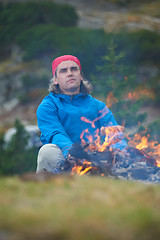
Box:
36 55 127 173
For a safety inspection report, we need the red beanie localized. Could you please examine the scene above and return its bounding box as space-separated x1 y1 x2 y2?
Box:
52 55 82 77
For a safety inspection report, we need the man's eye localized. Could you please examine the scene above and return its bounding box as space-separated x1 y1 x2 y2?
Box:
60 69 67 73
71 67 78 71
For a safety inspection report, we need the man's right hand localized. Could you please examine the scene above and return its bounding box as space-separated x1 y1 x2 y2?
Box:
64 143 90 170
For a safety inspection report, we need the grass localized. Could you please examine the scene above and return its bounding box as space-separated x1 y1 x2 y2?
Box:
0 174 160 240
132 1 160 18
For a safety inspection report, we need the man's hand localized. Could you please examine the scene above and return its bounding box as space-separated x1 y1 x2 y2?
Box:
64 143 90 170
68 143 90 160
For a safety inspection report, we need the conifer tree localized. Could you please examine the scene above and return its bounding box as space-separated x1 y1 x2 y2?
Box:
0 120 37 175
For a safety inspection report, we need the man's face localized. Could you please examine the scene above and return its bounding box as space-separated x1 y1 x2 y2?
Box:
54 60 83 95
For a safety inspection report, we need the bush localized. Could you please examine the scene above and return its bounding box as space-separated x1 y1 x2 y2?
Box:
110 99 147 127
106 0 152 7
0 1 78 56
147 119 160 142
22 73 49 89
15 24 107 76
153 81 160 106
17 73 49 104
112 30 160 65
13 22 160 77
0 120 38 176
0 1 78 28
114 110 147 128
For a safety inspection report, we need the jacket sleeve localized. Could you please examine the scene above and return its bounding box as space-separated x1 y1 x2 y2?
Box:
37 101 73 157
97 101 127 151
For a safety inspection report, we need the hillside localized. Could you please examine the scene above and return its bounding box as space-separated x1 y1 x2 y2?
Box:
0 0 160 130
0 2 160 238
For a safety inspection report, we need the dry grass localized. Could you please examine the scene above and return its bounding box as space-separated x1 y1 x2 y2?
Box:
131 1 160 18
0 174 160 240
0 59 40 75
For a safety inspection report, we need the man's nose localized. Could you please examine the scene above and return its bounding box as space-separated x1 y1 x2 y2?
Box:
67 68 73 75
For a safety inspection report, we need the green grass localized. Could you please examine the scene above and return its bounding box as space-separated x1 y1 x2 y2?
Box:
0 174 160 240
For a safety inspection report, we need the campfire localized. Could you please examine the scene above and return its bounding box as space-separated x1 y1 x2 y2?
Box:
66 125 160 183
65 94 160 183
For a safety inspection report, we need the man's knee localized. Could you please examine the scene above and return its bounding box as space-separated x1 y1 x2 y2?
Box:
36 144 65 173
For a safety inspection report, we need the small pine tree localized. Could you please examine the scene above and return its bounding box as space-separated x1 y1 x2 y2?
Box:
99 39 125 89
7 119 29 152
0 120 38 176
91 39 135 98
91 39 146 128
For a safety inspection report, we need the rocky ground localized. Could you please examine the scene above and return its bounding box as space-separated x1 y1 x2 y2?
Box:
55 0 160 32
0 101 39 130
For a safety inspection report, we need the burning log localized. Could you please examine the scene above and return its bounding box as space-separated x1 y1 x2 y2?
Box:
62 117 160 183
63 143 160 183
64 144 114 176
112 146 160 182
87 150 114 176
126 147 156 167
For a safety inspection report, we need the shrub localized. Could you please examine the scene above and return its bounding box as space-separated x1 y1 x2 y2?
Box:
153 82 160 106
107 30 160 68
15 24 107 77
114 110 147 128
107 0 152 7
0 1 78 56
0 1 78 28
0 120 38 176
147 119 160 142
109 99 147 127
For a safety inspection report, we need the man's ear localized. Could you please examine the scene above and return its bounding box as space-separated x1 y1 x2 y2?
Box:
54 77 58 85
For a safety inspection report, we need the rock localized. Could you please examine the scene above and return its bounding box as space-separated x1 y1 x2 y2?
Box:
4 124 42 149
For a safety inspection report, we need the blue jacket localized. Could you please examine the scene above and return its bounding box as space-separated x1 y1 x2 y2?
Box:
37 92 127 157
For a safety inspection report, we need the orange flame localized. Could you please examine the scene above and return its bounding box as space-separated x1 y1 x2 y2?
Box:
73 123 125 175
94 125 125 152
80 123 125 153
72 128 160 175
106 92 119 108
71 161 93 175
127 132 160 167
136 135 149 150
71 91 159 175
125 88 155 101
106 88 155 108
